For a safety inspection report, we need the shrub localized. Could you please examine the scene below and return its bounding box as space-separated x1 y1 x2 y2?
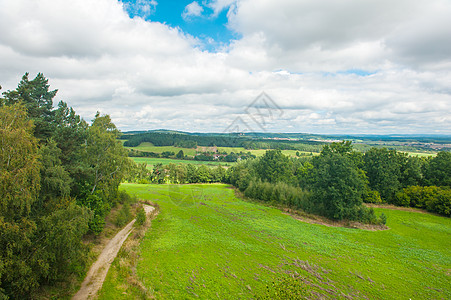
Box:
135 206 146 226
114 203 131 227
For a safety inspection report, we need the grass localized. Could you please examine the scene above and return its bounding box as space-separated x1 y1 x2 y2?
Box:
99 184 451 299
405 151 436 157
130 157 236 169
126 142 198 156
126 142 316 158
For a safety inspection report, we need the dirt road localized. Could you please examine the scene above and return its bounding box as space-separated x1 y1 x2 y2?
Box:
72 205 155 300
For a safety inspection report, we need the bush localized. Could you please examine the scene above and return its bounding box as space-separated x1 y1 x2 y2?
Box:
114 203 131 227
135 206 146 226
395 186 451 217
364 190 382 204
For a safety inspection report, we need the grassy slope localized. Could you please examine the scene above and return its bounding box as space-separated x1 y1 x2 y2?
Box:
99 184 450 299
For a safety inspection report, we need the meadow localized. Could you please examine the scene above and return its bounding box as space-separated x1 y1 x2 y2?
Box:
125 142 433 159
130 157 236 169
125 142 314 158
99 184 451 299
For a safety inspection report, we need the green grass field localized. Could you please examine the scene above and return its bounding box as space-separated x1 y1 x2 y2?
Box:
130 157 236 169
126 142 198 156
126 142 315 158
99 184 451 299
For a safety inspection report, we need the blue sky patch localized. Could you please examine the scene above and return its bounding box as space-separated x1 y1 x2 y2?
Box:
120 0 239 51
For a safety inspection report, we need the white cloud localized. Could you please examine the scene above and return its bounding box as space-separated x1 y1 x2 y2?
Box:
0 0 450 134
182 1 204 20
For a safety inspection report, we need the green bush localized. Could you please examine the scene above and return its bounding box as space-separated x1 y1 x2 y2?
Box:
395 186 451 217
135 206 146 226
114 203 131 227
364 190 382 204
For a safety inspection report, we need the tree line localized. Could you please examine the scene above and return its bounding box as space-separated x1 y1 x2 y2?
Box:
122 131 325 152
0 74 131 298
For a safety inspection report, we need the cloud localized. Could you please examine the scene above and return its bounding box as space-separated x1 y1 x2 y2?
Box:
182 1 204 20
226 0 451 72
0 0 450 134
122 0 158 19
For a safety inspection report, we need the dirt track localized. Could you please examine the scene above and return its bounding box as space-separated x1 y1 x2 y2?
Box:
72 205 155 300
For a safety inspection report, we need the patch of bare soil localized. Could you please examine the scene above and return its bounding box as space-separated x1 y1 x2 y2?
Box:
283 208 388 231
72 204 155 300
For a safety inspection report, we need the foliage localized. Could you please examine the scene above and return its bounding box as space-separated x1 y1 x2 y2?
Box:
0 74 130 297
310 149 366 220
114 203 131 227
395 186 451 216
135 206 146 226
424 151 451 186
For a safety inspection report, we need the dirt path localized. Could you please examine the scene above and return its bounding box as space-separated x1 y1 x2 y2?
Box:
72 205 155 300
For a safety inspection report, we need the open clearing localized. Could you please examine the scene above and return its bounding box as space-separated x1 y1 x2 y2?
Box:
100 184 450 299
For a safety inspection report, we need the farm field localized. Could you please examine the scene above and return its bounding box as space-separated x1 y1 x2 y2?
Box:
125 142 198 156
126 142 315 158
130 157 236 169
99 184 451 299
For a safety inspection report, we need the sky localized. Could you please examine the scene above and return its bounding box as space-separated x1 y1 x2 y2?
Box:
0 0 450 134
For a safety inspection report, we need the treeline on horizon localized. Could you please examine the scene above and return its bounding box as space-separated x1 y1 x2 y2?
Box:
122 132 325 152
0 74 133 298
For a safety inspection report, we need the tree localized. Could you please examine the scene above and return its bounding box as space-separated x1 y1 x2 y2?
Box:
255 150 292 184
0 103 41 220
0 103 42 296
2 73 57 140
176 150 184 159
424 151 451 186
363 148 402 203
311 148 366 220
83 112 129 198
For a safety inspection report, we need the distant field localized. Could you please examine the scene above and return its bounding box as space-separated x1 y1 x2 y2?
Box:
406 151 436 157
130 157 235 169
126 142 316 158
100 184 451 299
125 142 435 159
126 142 198 156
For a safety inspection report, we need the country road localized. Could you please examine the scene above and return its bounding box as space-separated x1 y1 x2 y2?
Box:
72 205 155 300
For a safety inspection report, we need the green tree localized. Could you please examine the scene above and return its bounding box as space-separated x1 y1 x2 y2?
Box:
424 151 451 186
2 73 57 140
255 150 292 183
0 103 42 296
84 112 129 198
363 148 402 203
0 103 41 220
176 150 184 159
311 149 366 220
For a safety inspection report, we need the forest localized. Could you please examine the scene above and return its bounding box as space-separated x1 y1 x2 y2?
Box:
0 74 132 298
1 74 450 298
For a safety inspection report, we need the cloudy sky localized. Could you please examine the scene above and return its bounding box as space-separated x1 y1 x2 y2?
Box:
1 0 450 134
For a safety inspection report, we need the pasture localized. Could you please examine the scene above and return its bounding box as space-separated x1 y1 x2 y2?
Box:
130 157 235 169
99 184 451 299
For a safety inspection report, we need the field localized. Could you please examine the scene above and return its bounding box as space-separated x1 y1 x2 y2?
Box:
99 184 451 299
126 142 198 156
125 142 315 158
130 157 236 169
